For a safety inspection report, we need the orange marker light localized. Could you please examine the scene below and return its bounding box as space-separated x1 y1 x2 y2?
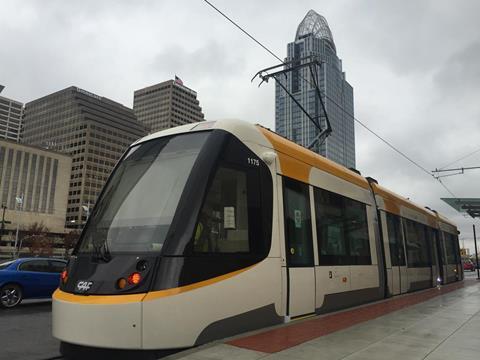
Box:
117 278 127 289
60 270 68 284
128 272 142 285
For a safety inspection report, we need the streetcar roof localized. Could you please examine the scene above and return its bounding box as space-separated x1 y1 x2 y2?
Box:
132 119 272 149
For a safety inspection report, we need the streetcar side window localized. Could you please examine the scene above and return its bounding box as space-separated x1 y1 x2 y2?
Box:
386 213 406 266
186 132 272 257
405 220 431 268
193 167 250 253
314 187 371 265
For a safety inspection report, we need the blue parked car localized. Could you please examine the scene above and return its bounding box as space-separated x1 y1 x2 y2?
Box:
0 258 67 308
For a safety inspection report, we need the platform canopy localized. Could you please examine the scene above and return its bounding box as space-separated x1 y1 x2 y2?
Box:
441 198 480 218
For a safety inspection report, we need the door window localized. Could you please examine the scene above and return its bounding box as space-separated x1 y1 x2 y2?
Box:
386 213 406 266
444 232 459 265
283 178 314 267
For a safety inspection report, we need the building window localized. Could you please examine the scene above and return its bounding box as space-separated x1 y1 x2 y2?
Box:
33 156 44 212
48 159 58 214
40 158 52 213
26 154 37 210
1 149 14 205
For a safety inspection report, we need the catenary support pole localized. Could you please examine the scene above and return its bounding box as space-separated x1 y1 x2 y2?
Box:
474 224 480 280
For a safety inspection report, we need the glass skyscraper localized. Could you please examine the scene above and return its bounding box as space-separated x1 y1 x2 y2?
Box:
275 10 355 169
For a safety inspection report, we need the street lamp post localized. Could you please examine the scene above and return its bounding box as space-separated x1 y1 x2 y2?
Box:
13 195 24 259
474 224 480 280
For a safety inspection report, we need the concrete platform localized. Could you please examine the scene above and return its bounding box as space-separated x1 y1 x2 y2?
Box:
167 275 480 360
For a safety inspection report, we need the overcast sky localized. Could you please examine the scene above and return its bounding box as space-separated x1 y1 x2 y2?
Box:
1 0 479 251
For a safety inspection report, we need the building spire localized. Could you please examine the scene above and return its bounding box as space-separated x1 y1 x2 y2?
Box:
295 10 336 53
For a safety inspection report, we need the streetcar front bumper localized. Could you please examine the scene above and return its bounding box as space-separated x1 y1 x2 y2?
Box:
52 289 144 350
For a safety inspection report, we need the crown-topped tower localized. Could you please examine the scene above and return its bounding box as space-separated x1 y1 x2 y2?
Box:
275 10 355 169
295 10 336 53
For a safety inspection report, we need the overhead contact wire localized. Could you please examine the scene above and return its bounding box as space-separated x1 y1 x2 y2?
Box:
202 0 283 63
438 147 480 170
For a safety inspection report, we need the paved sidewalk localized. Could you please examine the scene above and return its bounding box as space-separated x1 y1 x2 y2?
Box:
167 278 480 360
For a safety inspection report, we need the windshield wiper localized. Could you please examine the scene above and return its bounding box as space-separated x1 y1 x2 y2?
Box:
92 240 112 263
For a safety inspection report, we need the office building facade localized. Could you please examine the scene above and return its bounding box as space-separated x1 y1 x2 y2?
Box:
275 10 355 168
22 87 147 227
0 95 23 142
133 78 204 133
0 139 71 233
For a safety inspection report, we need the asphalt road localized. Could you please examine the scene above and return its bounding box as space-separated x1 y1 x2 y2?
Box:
0 300 61 360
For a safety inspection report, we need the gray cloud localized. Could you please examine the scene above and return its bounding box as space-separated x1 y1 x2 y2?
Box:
434 41 480 97
342 0 480 76
150 41 246 84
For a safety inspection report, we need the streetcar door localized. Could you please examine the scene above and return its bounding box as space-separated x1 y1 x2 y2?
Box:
399 219 408 293
431 229 441 286
387 213 407 294
436 232 445 284
283 177 316 318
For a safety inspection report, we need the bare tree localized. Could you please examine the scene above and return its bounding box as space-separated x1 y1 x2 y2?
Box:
29 235 54 257
63 230 81 258
22 222 54 257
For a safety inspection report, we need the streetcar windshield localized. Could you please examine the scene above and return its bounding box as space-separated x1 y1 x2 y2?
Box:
77 132 209 254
